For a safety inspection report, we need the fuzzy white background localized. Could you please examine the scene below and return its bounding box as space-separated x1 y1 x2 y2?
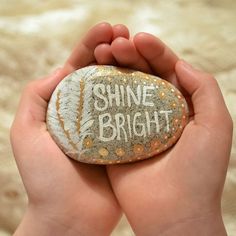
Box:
0 0 236 235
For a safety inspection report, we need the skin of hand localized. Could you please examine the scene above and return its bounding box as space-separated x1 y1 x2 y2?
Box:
10 22 130 236
99 33 233 235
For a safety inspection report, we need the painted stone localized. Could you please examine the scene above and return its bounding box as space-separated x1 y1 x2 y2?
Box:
46 65 188 164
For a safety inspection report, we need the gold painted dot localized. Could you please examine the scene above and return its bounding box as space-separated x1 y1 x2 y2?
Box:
161 81 165 85
172 127 175 131
180 125 183 129
175 119 179 123
137 157 141 160
181 103 185 107
150 140 160 150
172 103 176 108
173 136 176 139
99 147 109 157
129 159 132 162
164 144 168 148
164 136 168 140
160 92 165 97
143 81 146 85
156 85 159 89
115 148 125 157
183 115 186 119
116 160 121 163
123 78 127 82
177 95 181 99
133 144 144 154
171 89 175 92
134 80 137 84
108 161 113 164
83 137 93 148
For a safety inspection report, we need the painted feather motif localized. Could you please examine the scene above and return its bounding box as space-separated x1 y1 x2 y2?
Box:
76 68 96 153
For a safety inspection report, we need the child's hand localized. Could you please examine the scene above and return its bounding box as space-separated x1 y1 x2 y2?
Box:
104 33 233 235
10 22 129 236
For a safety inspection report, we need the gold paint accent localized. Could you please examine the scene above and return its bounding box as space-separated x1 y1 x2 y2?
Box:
83 137 93 148
150 139 160 150
56 91 77 150
181 103 185 107
77 80 85 135
160 92 165 97
99 147 109 157
175 119 179 123
115 148 125 157
171 89 175 92
172 103 176 108
133 144 144 154
177 95 182 99
161 81 165 85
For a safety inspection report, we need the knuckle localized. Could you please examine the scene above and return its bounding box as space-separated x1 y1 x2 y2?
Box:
23 80 37 92
22 80 41 96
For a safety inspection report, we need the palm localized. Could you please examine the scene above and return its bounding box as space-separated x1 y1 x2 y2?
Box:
11 23 127 234
106 32 231 233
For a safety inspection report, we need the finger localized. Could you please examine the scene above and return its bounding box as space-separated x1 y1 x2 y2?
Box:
112 24 130 39
175 60 232 130
111 37 152 73
94 44 117 65
65 22 113 72
14 69 67 125
133 32 179 79
94 24 130 65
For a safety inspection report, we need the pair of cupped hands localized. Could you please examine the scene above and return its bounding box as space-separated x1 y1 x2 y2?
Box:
11 23 232 236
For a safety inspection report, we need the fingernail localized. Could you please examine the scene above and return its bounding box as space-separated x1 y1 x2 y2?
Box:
181 60 194 71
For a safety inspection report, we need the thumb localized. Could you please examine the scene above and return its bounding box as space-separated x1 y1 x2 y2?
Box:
175 60 231 130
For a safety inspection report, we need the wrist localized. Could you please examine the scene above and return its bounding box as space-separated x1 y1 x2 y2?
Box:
14 204 114 236
157 213 227 236
14 206 81 236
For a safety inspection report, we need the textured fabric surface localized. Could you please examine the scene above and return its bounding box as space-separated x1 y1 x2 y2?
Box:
0 0 235 235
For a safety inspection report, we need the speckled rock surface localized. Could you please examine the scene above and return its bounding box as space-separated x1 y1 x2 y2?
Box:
1 1 236 235
47 65 188 164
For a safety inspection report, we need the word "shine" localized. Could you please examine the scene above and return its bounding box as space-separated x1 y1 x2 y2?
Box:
93 83 155 110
